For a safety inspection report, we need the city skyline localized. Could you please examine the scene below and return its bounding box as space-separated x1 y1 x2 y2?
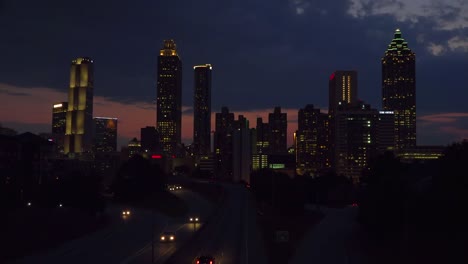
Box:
1 0 467 148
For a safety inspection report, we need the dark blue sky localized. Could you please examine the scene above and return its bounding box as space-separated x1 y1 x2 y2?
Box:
1 0 467 145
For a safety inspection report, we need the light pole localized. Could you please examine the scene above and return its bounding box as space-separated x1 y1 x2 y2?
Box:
151 210 155 263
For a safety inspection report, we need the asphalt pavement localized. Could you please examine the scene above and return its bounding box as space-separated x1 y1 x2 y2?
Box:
290 206 376 264
11 188 213 264
165 183 268 264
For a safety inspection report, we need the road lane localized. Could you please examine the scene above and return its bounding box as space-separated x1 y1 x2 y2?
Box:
11 188 213 264
166 183 268 264
290 206 375 264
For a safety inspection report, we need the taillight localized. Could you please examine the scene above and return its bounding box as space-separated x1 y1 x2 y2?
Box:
210 261 213 264
196 261 199 264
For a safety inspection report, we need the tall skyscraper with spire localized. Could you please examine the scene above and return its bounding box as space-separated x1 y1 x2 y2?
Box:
64 57 94 155
193 64 212 156
156 40 182 155
382 29 416 150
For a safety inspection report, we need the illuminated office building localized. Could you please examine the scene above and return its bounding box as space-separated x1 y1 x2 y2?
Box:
329 70 358 170
377 111 395 154
252 117 269 170
64 57 94 155
329 71 358 116
193 64 212 156
335 103 378 183
296 104 329 176
268 107 287 154
52 102 68 153
93 117 117 153
156 40 182 156
382 29 416 150
127 138 142 158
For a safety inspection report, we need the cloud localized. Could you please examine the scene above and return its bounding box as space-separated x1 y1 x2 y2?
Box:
447 36 468 52
347 0 468 31
290 0 311 15
419 112 468 124
418 113 468 143
0 87 30 96
425 36 468 56
427 43 446 56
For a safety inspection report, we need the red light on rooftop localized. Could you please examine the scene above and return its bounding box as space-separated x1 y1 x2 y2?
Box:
151 154 162 159
330 72 335 80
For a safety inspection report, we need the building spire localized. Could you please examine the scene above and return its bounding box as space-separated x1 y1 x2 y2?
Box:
386 28 411 52
394 28 402 39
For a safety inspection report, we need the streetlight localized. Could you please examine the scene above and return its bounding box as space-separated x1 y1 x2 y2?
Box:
151 211 156 263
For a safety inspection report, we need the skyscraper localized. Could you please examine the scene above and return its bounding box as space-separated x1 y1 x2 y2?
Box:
214 107 235 179
382 29 416 150
296 104 329 176
328 70 358 169
377 111 396 154
233 115 252 183
329 70 358 117
52 102 68 153
93 117 117 152
193 64 212 156
335 102 378 183
156 40 182 156
252 117 269 170
64 57 94 155
268 107 287 154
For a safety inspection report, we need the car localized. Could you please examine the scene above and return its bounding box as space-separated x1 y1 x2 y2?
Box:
122 209 131 216
196 255 215 264
160 231 176 242
189 216 199 222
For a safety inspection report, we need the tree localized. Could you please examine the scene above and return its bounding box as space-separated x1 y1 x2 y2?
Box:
112 155 166 202
358 151 411 230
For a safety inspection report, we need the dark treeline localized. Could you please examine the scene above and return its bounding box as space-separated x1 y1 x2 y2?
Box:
358 140 468 261
250 168 355 214
111 154 168 202
0 160 105 215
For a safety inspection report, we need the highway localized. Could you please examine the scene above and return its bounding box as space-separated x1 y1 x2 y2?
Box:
290 206 373 264
165 184 268 264
11 188 213 264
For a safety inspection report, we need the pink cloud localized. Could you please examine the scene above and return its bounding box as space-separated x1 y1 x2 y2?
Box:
439 126 468 141
419 112 468 124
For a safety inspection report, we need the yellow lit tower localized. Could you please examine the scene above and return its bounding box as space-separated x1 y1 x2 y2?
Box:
64 57 94 155
382 29 416 150
156 40 182 156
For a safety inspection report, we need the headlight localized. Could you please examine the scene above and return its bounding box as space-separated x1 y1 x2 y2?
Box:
195 217 199 221
161 236 165 240
127 211 131 215
190 217 193 221
170 236 174 240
